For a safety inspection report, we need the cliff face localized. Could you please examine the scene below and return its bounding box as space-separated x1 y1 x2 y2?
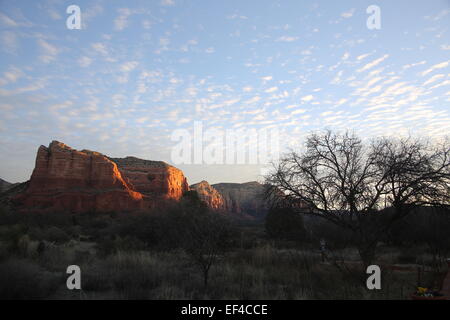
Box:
190 181 225 210
14 141 189 213
110 157 189 201
189 180 269 219
212 181 269 219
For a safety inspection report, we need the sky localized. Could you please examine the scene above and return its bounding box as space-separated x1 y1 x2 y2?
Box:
0 0 449 185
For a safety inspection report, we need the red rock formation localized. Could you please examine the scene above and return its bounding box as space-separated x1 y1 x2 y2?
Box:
190 180 225 210
16 141 145 213
110 157 189 201
212 181 269 219
14 141 191 213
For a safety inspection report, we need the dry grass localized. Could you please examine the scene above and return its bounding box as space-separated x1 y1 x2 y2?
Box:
0 239 443 300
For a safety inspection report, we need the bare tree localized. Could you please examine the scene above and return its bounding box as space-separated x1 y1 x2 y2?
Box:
265 130 449 266
176 191 234 290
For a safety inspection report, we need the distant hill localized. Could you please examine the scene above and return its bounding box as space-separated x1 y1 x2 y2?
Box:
0 178 17 193
190 181 269 220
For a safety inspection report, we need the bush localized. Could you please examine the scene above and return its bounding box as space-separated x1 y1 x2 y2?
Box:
265 206 306 242
0 259 61 299
41 226 70 244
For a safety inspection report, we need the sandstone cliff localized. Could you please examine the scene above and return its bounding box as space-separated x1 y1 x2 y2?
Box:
15 141 145 213
109 156 189 201
14 141 191 213
189 181 269 219
190 180 225 210
212 182 269 219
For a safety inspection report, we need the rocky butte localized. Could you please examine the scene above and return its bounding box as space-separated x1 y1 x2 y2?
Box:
13 141 189 213
190 180 269 219
4 140 270 218
190 180 226 211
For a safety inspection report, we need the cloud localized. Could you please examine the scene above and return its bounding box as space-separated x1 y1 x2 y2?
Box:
291 109 306 115
0 81 46 96
47 8 62 20
0 67 23 86
0 31 18 53
82 4 104 28
37 39 60 63
341 9 355 18
357 54 389 72
161 0 175 6
423 74 445 86
114 8 132 31
357 53 371 61
91 42 108 55
245 96 261 104
78 56 92 68
120 61 139 72
421 60 450 76
276 36 298 42
301 95 314 102
265 87 278 93
227 14 248 20
0 12 19 27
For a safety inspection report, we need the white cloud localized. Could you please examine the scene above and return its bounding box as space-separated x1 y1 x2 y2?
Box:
357 55 389 72
291 109 306 115
37 39 60 63
421 60 450 76
245 96 261 104
78 56 92 68
161 0 175 6
0 31 18 53
0 12 19 27
301 95 314 102
114 8 132 31
341 9 355 18
0 67 23 86
423 74 445 86
265 87 278 93
277 36 298 42
357 53 371 61
92 42 108 55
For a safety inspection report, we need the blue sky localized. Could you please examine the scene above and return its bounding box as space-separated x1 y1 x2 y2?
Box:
0 0 449 184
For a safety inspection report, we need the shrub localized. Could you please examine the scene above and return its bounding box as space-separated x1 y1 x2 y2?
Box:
265 206 306 241
0 259 61 299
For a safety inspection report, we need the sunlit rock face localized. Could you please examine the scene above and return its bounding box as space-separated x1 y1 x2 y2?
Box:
109 156 189 201
15 141 191 213
190 180 225 210
15 141 144 213
212 181 269 219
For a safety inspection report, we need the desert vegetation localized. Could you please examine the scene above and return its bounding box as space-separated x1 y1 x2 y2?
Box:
0 199 448 299
0 131 448 300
